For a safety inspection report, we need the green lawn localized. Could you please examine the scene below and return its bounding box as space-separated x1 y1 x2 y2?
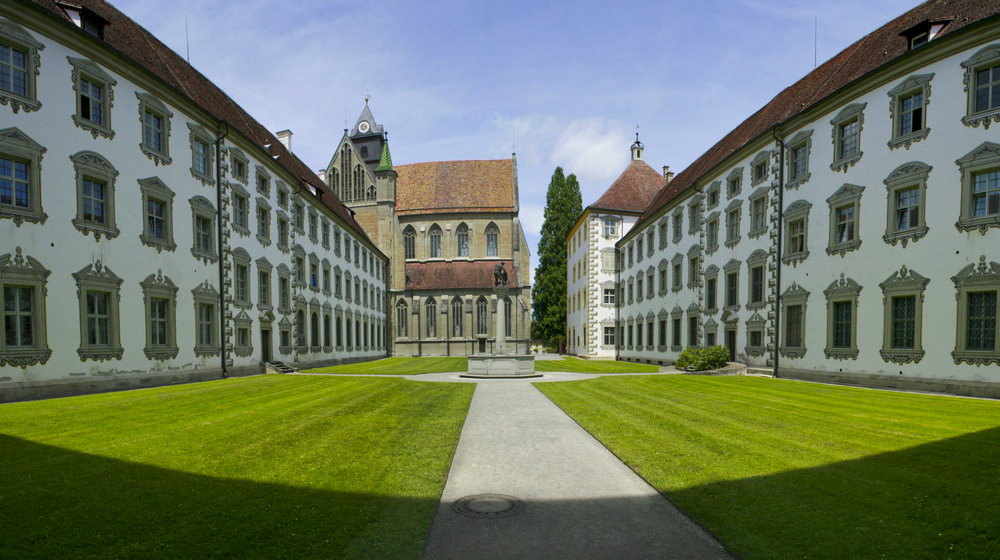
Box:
536 375 1000 559
534 356 660 373
305 356 468 375
0 375 474 559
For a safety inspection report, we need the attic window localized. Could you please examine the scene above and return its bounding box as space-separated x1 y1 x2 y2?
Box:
57 3 107 40
900 19 952 51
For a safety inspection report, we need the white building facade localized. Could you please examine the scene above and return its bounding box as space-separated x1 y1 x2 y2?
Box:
616 3 1000 397
0 2 387 401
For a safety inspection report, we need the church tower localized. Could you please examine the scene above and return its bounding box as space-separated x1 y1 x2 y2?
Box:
349 102 386 176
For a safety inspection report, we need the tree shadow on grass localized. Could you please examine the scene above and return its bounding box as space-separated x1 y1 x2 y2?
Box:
665 426 1000 559
0 435 436 559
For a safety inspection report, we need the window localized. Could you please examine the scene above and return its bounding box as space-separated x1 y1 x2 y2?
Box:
826 183 864 256
403 226 415 259
748 187 767 239
321 220 330 248
830 103 866 172
705 266 719 313
256 197 271 246
724 259 740 310
786 129 813 189
672 210 683 242
878 161 930 246
71 151 119 240
395 300 408 337
451 297 464 337
257 261 272 309
73 261 123 361
295 309 306 350
658 316 667 349
956 143 1000 233
705 213 719 254
189 196 216 264
232 248 252 309
887 74 932 150
230 150 248 184
746 312 766 357
706 181 720 209
603 326 615 346
782 200 811 266
657 260 668 296
308 211 318 242
253 164 268 195
293 201 304 233
138 177 175 252
427 225 442 258
750 151 769 187
277 182 289 209
139 271 178 361
504 297 512 338
136 92 172 165
687 253 699 290
69 57 115 139
747 250 766 310
0 247 51 367
0 20 44 113
277 214 289 252
456 223 469 257
724 199 741 248
603 288 615 304
879 265 928 364
671 254 683 293
823 275 861 360
951 256 1000 365
671 312 682 351
187 123 214 186
726 167 743 199
635 276 643 303
322 260 331 295
961 44 1000 128
688 312 699 347
476 297 488 335
636 238 643 263
603 218 616 237
646 230 654 257
688 197 702 234
780 283 809 358
0 127 46 225
277 266 291 313
309 311 320 350
486 223 499 257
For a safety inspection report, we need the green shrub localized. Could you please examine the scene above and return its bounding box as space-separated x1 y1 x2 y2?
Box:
674 345 731 371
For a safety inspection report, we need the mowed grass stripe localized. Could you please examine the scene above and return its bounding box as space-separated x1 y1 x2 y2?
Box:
0 374 475 559
305 356 468 375
537 375 1000 559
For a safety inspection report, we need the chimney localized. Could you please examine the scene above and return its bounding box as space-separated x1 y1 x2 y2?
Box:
276 129 292 152
663 165 674 184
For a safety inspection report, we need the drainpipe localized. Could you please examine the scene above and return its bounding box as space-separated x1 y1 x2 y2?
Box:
215 120 230 377
615 239 620 360
772 127 785 378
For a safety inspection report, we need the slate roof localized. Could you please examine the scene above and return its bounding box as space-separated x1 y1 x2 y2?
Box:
405 260 519 291
21 0 375 247
350 104 384 137
636 0 1000 231
589 160 665 214
395 159 516 216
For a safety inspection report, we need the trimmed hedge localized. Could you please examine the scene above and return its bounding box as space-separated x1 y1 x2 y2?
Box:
674 346 730 371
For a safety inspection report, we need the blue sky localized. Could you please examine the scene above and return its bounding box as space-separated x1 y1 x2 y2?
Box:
114 0 920 280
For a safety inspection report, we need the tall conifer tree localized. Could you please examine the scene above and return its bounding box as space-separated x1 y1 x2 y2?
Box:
532 167 583 348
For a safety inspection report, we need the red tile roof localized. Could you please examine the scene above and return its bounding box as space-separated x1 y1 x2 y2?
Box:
405 260 519 291
589 160 665 214
636 0 1000 231
395 159 515 216
22 0 375 248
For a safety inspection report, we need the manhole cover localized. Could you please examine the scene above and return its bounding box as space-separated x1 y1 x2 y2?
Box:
452 493 525 519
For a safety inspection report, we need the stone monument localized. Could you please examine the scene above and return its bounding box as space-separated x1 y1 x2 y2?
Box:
463 265 538 378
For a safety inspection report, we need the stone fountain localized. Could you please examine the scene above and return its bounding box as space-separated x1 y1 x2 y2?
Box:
463 264 538 378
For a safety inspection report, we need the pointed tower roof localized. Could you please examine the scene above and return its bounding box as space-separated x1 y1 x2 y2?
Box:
588 143 665 214
350 103 384 137
375 141 394 173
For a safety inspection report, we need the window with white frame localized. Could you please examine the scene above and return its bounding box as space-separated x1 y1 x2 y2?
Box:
232 248 252 309
71 151 119 240
0 20 44 114
136 92 172 165
826 183 864 256
888 74 932 149
747 250 767 311
824 274 862 360
830 103 866 172
190 196 216 264
188 123 213 186
0 127 46 225
786 129 813 189
429 224 442 258
486 223 499 257
603 218 616 237
780 283 809 359
69 57 115 139
726 168 743 199
73 261 123 361
725 199 741 248
748 187 768 239
140 271 178 361
878 265 928 365
956 142 1000 234
951 256 1000 365
256 197 271 246
783 200 811 266
0 247 51 367
961 44 1000 128
138 177 175 252
456 223 469 257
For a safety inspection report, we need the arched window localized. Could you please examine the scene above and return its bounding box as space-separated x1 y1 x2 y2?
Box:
476 297 488 335
296 310 305 347
452 297 464 337
425 297 437 337
323 314 331 347
396 300 408 337
336 315 343 347
403 226 415 259
486 223 499 257
345 313 352 348
456 223 469 257
504 297 512 338
354 164 362 201
367 184 376 200
363 318 369 347
355 319 361 348
429 224 442 258
311 312 319 347
330 168 339 199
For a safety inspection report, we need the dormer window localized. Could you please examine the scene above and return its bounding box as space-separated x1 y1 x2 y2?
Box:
58 3 109 40
900 19 951 51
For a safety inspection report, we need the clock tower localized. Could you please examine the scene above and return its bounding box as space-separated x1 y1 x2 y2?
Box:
349 101 386 175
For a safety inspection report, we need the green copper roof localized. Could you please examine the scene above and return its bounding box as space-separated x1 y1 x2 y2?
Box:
375 142 394 172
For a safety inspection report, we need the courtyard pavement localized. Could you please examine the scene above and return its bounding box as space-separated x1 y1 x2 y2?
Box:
417 372 733 560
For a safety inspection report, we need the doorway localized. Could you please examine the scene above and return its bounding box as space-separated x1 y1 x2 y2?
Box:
261 329 272 363
725 329 736 362
478 338 486 354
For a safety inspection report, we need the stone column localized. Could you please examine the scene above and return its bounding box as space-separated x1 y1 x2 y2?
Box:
494 287 507 355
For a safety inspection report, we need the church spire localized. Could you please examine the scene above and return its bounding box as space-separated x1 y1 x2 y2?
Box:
375 139 394 173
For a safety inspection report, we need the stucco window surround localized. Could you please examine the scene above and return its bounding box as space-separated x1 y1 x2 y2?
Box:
750 150 770 186
187 123 214 186
654 218 666 250
322 303 333 352
276 264 291 314
133 92 174 166
276 211 290 253
139 270 178 361
671 253 684 293
256 257 273 312
321 219 330 249
747 186 768 239
68 57 116 139
723 258 741 312
825 183 864 257
830 103 866 172
255 196 271 247
227 147 248 183
294 297 308 352
232 310 253 358
951 256 1000 366
73 260 123 361
724 198 742 249
785 129 813 189
686 245 702 289
745 311 766 358
137 177 176 252
292 244 306 288
726 167 743 199
688 194 703 234
704 265 720 315
782 200 811 267
646 266 655 299
671 305 683 351
308 209 319 244
321 259 332 296
230 181 251 237
883 161 931 246
308 301 321 352
602 216 619 238
878 265 928 365
646 230 655 258
70 150 119 240
636 237 644 264
672 209 684 243
779 282 809 359
887 73 933 149
0 247 51 367
686 302 701 347
703 317 719 347
276 181 289 210
189 196 217 264
746 249 768 311
955 142 1000 234
656 310 668 351
0 127 47 225
232 248 253 310
254 164 271 197
277 315 292 355
646 311 656 351
706 181 721 209
705 211 720 255
624 316 634 350
0 19 44 113
823 274 862 360
961 44 1000 129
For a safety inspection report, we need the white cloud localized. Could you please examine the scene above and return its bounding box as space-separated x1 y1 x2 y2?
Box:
550 118 629 189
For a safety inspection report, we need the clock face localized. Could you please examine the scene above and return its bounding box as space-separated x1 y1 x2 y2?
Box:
358 121 370 133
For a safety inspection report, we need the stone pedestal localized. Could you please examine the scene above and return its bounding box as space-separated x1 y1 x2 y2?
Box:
464 285 537 378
